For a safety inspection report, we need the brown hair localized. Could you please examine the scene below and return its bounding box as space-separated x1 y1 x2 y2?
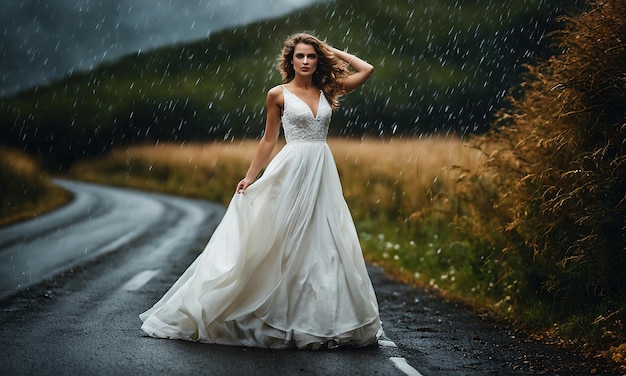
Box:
278 33 350 110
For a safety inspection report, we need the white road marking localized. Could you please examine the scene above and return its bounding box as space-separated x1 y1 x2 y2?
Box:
390 357 423 376
378 339 397 347
122 269 159 291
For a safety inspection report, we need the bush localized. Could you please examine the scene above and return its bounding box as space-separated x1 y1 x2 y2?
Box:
473 0 625 348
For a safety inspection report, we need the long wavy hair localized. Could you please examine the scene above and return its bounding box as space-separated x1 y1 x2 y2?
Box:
278 33 350 111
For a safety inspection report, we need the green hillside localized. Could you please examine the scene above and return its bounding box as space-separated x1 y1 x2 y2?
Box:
0 0 583 168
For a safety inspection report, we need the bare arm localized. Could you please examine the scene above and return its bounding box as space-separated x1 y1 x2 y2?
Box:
236 87 282 193
329 46 374 93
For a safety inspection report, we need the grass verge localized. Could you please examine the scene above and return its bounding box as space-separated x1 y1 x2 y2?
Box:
0 148 72 226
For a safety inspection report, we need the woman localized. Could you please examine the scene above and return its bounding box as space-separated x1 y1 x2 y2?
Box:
140 33 382 350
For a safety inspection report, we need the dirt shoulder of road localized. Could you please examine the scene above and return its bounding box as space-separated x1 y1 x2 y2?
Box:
369 265 620 375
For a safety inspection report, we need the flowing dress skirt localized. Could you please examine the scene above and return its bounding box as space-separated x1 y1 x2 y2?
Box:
139 141 382 349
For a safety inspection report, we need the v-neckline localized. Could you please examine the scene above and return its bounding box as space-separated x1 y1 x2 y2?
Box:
283 87 322 119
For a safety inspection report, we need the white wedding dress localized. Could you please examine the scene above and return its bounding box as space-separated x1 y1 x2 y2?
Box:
139 87 382 349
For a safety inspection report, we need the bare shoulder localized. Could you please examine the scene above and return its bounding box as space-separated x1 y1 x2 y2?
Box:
266 85 284 107
267 85 283 98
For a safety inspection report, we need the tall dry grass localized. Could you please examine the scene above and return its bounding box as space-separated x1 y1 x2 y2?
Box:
468 0 626 361
69 137 483 210
70 141 274 204
330 137 485 221
0 148 71 226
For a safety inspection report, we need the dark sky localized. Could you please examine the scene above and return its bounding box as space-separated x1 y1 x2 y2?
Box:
0 0 327 96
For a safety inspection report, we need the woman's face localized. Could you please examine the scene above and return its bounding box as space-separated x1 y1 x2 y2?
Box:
291 43 318 77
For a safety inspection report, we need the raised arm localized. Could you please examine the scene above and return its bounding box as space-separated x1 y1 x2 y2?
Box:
236 86 282 193
329 46 374 93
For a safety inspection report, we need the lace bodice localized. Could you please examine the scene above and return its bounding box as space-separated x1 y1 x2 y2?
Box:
282 87 331 142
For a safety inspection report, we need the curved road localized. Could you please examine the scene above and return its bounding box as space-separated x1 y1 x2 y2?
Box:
0 181 612 375
0 179 222 300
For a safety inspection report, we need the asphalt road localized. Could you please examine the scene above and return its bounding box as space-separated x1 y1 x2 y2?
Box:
0 181 615 375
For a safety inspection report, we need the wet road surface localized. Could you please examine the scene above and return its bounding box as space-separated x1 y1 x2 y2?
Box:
0 181 615 375
0 180 221 300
